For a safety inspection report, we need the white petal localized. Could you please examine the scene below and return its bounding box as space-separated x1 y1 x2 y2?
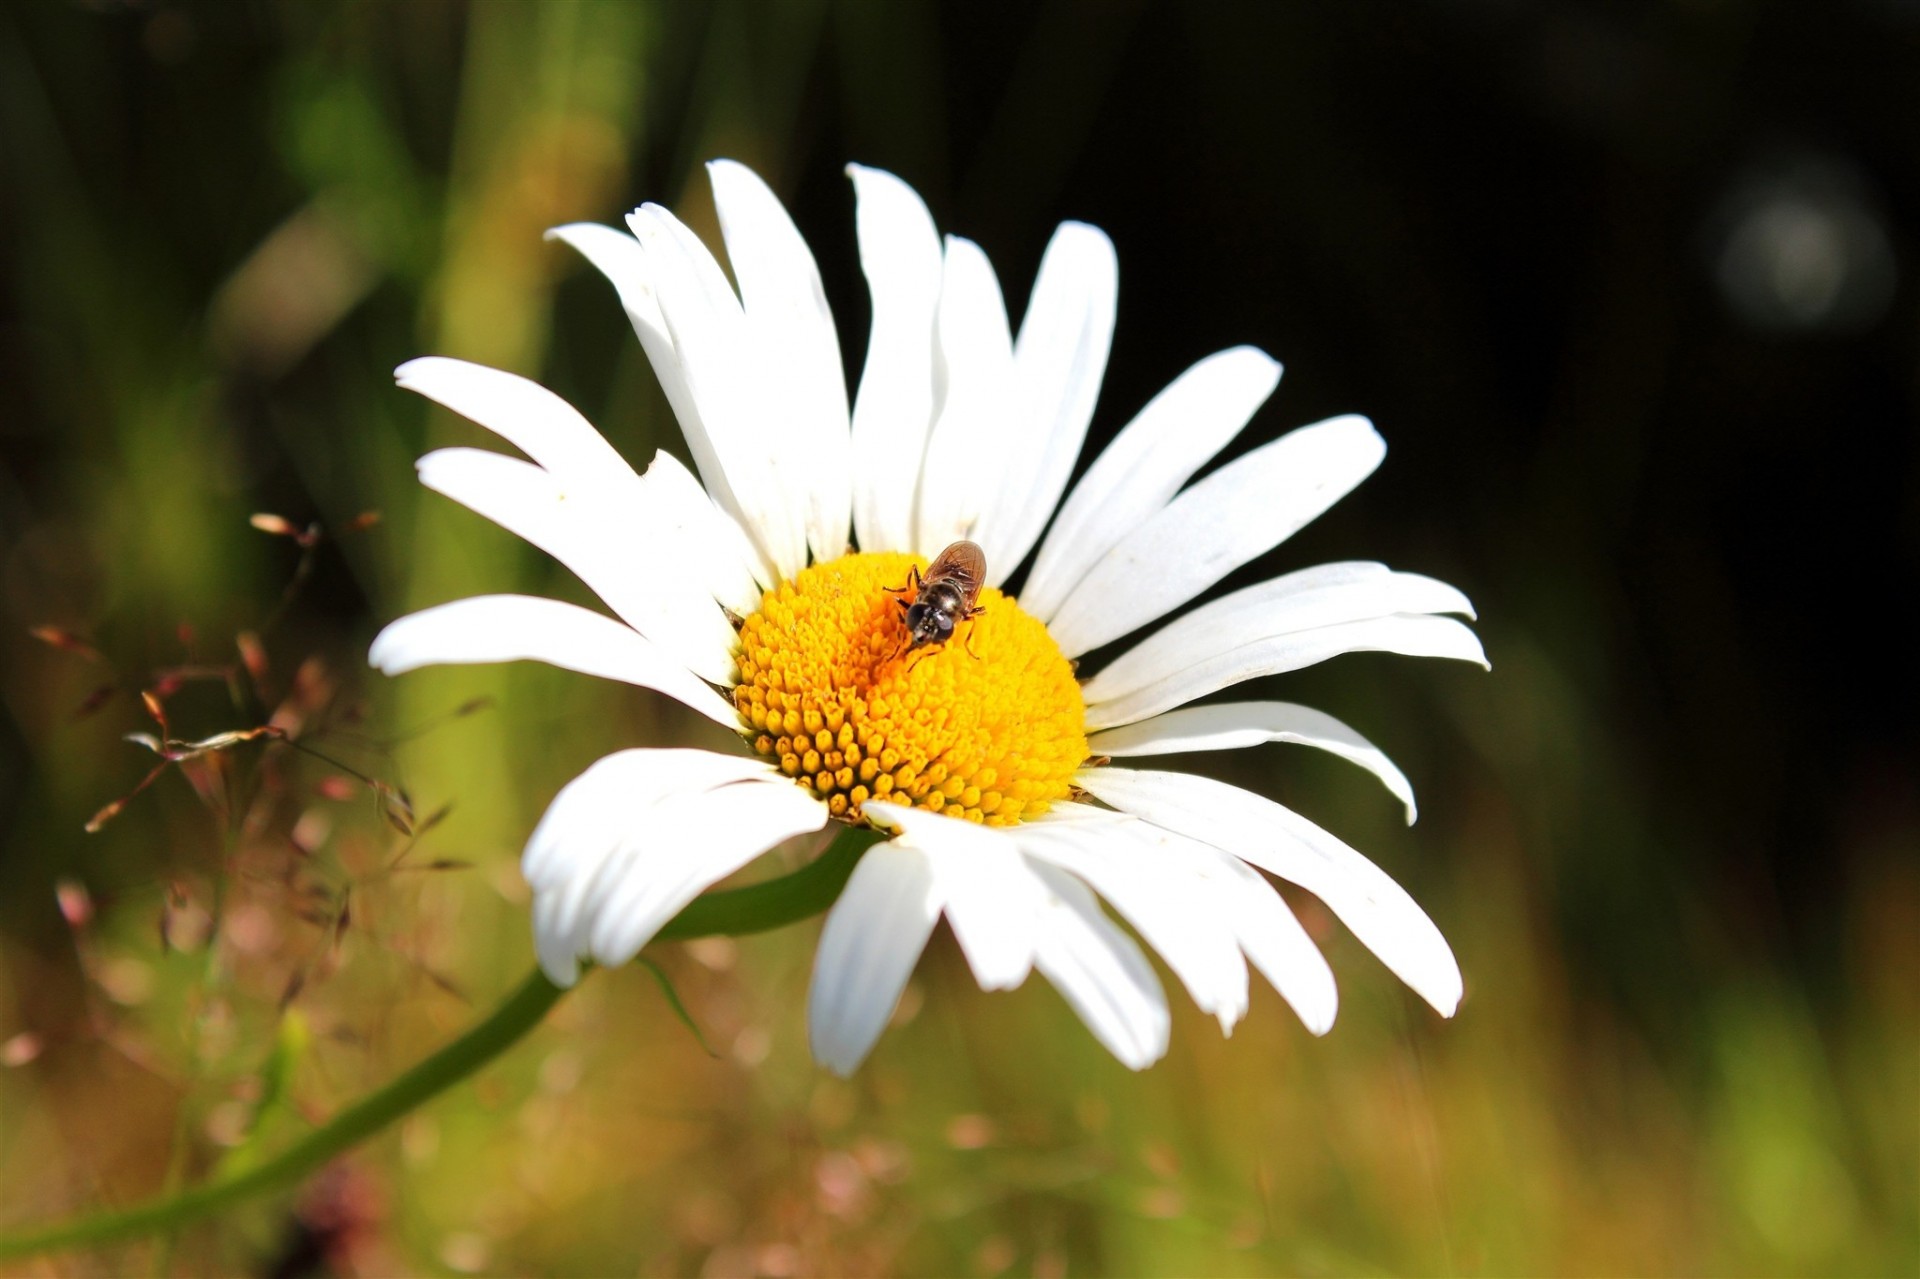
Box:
913 236 1017 558
1088 700 1420 824
533 885 585 986
582 778 829 966
1203 853 1339 1035
368 595 739 729
708 160 852 563
864 802 1043 990
543 222 671 365
521 748 780 983
629 204 810 579
1084 613 1489 732
975 222 1118 583
414 447 738 684
522 748 777 888
1083 562 1475 713
527 754 768 977
396 345 774 606
846 165 943 555
653 204 744 314
1023 347 1282 619
637 450 770 613
394 357 636 487
1026 864 1170 1070
1046 415 1387 656
1020 808 1249 1032
1076 767 1462 1016
808 842 941 1076
1039 802 1338 1035
621 205 760 524
548 222 752 562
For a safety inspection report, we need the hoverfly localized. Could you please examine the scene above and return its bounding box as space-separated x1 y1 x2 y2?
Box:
888 539 986 659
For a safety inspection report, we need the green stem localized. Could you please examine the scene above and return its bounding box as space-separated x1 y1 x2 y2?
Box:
0 825 877 1260
0 968 563 1261
657 824 879 939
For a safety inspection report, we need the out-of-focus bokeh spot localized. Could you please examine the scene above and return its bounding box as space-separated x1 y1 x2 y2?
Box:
1708 153 1898 334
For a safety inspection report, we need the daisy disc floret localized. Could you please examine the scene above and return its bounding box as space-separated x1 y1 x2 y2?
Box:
370 159 1488 1075
735 552 1085 825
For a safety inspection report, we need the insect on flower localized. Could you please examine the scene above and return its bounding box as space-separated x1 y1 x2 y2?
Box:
889 539 987 659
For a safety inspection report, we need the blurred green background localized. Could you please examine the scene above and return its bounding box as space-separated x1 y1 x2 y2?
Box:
1 1 1914 1275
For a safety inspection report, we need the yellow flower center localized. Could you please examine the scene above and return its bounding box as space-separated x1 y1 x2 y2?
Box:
732 552 1086 826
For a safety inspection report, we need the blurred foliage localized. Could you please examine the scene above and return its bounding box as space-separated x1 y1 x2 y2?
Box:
0 0 1914 1275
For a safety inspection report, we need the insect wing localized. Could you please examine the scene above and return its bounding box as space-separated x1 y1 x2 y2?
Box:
925 539 986 605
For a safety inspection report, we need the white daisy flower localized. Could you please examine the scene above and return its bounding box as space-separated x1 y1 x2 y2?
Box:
369 160 1487 1075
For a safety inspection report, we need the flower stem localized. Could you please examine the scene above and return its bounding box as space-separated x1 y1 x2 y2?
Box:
658 823 880 939
0 967 564 1261
0 825 878 1260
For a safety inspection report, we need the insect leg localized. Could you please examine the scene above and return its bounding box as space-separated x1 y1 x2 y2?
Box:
883 564 923 599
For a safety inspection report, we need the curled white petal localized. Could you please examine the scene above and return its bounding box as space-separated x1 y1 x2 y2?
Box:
1088 700 1420 824
543 221 671 364
1047 415 1387 656
522 749 777 887
523 750 827 985
395 357 636 487
414 447 737 684
368 595 739 728
1027 864 1170 1070
528 753 781 975
1076 767 1462 1017
1202 852 1339 1035
398 347 769 614
1031 804 1336 1035
582 781 829 967
1019 809 1249 1032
